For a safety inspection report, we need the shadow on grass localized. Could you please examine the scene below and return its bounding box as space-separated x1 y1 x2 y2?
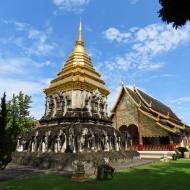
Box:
0 160 190 190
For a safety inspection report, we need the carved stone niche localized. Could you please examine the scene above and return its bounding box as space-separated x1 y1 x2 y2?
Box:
54 91 64 117
45 95 54 119
65 94 72 108
91 89 102 118
84 92 91 109
99 98 105 118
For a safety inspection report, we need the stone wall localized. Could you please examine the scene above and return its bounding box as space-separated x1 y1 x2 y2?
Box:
12 151 140 174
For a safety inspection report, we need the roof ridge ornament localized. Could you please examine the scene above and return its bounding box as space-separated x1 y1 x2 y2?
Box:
133 83 136 91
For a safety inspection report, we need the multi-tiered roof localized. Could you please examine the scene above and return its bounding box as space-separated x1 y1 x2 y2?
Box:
44 21 109 97
111 84 189 133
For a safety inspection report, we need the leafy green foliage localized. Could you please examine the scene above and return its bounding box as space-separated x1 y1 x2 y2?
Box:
0 93 12 169
159 0 190 28
0 92 35 169
7 92 35 133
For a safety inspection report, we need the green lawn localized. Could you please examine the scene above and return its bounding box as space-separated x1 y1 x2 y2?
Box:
0 159 190 190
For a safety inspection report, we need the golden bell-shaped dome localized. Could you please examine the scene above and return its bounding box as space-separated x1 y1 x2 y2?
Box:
44 21 110 97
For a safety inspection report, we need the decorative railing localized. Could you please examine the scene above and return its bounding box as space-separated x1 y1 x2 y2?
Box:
129 144 175 151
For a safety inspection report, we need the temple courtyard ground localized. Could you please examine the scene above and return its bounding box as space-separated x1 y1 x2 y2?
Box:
0 159 190 190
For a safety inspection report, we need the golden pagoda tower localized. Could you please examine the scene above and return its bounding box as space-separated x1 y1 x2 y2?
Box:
44 21 109 96
41 21 111 124
14 22 136 168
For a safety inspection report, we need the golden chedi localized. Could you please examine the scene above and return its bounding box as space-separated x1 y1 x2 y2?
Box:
41 21 110 124
44 21 109 97
13 22 140 173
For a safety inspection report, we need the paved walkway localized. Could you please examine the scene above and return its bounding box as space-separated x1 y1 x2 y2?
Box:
0 159 153 182
0 163 54 182
111 159 154 171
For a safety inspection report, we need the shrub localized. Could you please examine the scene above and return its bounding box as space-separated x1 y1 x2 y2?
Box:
176 147 188 158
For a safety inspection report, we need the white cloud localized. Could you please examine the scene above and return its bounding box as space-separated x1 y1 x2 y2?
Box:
133 24 190 56
0 56 50 98
0 57 28 75
0 79 44 99
166 97 190 125
0 77 46 120
0 56 54 77
88 48 102 58
163 74 173 77
103 27 131 43
1 20 56 57
103 23 190 71
0 78 46 120
0 20 63 119
0 55 53 119
53 0 90 12
0 63 49 120
169 96 190 105
129 0 139 4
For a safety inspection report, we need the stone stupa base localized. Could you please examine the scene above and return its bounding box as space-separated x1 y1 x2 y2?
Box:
12 151 140 175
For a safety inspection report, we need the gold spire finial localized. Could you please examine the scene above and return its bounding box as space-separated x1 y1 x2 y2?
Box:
79 19 82 31
76 19 83 43
72 20 86 53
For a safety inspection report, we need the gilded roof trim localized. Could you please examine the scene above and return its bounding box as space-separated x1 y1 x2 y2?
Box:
111 84 184 134
138 108 159 122
156 122 176 133
149 108 169 119
124 86 141 108
167 120 185 130
134 87 152 107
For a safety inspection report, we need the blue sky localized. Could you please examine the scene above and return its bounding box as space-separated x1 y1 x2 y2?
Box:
0 0 190 125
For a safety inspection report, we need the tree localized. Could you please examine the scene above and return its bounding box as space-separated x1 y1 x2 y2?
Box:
159 0 190 28
0 93 12 169
7 92 35 133
0 92 36 169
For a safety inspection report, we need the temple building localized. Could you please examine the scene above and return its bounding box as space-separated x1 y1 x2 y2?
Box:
111 84 190 152
16 22 130 157
42 21 110 124
15 22 190 165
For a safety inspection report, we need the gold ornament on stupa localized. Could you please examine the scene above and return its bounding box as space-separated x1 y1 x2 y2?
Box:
44 21 110 97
